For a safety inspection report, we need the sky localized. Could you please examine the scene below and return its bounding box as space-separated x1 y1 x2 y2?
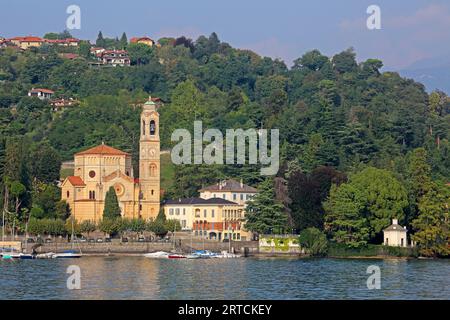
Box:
1 0 450 70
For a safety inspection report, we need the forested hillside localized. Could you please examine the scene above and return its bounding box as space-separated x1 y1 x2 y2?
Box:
0 32 449 255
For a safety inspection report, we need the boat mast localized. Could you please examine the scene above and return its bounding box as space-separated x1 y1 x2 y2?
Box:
71 217 74 250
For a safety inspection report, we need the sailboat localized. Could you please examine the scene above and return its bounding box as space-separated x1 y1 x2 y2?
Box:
53 218 82 258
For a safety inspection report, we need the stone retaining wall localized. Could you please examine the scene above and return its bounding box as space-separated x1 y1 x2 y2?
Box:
26 240 259 255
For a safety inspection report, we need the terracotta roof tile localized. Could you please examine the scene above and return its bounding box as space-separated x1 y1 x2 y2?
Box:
67 176 85 186
130 36 154 43
75 144 130 156
10 36 43 42
29 88 54 94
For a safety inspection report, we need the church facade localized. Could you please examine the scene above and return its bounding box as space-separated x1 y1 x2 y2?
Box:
61 97 160 222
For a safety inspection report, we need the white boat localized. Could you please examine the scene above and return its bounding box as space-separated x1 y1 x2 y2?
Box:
191 250 219 259
216 251 242 258
1 252 21 259
186 254 201 259
1 250 21 259
19 253 36 260
144 251 170 259
36 252 55 259
52 250 81 259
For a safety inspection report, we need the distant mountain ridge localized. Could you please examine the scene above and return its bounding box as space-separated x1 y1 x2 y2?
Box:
398 55 450 94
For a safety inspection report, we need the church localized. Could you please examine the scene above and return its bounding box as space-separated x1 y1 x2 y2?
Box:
61 97 161 222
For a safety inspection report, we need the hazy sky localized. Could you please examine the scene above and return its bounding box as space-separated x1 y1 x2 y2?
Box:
1 0 449 70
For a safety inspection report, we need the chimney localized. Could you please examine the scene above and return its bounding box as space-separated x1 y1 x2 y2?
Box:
392 218 398 225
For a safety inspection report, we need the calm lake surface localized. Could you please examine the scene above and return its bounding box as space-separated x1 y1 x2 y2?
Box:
0 256 449 300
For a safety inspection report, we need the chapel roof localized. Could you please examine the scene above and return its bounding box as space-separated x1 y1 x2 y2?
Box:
75 144 130 156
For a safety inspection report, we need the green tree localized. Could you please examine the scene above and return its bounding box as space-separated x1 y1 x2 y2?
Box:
406 148 433 224
77 40 91 58
298 227 328 256
96 31 105 47
324 167 408 246
119 32 128 49
29 142 61 184
245 178 288 235
79 220 96 237
351 167 408 237
55 200 71 220
332 48 357 73
149 210 168 237
128 43 154 65
292 49 329 71
412 183 449 257
32 183 60 219
99 218 122 236
324 183 369 247
103 186 121 219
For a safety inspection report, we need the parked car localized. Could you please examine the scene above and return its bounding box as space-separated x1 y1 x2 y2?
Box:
26 238 35 243
137 236 146 242
105 238 111 243
121 237 129 243
96 238 104 243
45 238 52 243
88 238 95 243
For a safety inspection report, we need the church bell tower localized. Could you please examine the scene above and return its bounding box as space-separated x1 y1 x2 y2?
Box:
139 96 160 220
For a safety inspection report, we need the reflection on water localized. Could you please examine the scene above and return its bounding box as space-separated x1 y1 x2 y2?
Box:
0 257 449 300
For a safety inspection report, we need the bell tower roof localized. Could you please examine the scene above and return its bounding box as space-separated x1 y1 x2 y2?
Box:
143 96 156 111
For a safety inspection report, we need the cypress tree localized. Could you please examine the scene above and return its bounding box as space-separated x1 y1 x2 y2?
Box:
119 32 128 49
96 31 105 48
103 186 121 219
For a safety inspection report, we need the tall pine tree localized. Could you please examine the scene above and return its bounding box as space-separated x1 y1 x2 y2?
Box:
245 178 288 235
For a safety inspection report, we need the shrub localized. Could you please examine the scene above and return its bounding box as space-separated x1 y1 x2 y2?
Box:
298 227 328 256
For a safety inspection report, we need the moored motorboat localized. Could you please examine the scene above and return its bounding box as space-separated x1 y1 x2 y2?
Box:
144 251 170 259
36 252 55 259
52 250 81 259
168 254 186 259
1 251 21 259
216 251 242 258
192 250 219 259
186 254 201 259
19 253 36 260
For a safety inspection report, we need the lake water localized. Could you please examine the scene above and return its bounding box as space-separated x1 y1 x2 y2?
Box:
0 256 449 300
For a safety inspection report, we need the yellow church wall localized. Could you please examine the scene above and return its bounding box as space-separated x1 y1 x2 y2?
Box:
62 97 161 224
74 154 132 184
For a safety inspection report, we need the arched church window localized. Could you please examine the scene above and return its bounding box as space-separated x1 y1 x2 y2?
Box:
150 164 157 177
67 191 70 198
150 120 156 135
